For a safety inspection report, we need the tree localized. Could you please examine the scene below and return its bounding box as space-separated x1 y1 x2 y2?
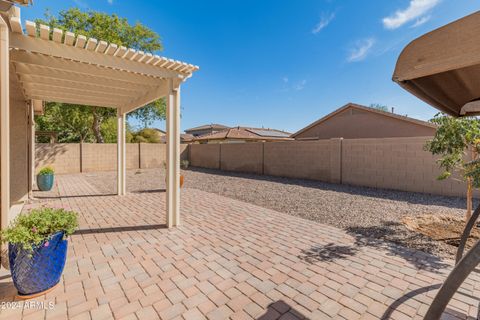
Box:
128 99 166 129
36 102 94 142
369 103 390 112
425 114 480 221
36 8 165 142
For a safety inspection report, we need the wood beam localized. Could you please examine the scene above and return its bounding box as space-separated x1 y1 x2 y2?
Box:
13 63 158 92
26 94 120 108
9 33 183 79
10 50 170 86
17 73 145 95
121 81 168 114
21 82 135 99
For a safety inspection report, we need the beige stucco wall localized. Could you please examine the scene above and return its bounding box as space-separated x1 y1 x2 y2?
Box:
264 140 331 181
9 83 28 205
220 143 263 174
295 107 436 140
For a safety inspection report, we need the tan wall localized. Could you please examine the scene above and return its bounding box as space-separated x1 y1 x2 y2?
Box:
36 143 81 174
189 137 477 198
189 144 220 169
35 143 189 173
140 143 165 169
341 137 472 198
295 107 436 140
9 87 28 204
264 140 331 181
220 143 263 174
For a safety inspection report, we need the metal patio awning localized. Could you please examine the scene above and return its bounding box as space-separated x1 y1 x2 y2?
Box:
392 11 480 117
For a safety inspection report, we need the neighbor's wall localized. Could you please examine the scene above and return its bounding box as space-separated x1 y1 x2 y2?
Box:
188 137 475 198
35 143 189 174
295 107 436 140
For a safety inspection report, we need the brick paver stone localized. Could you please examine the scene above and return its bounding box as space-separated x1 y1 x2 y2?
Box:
0 173 478 320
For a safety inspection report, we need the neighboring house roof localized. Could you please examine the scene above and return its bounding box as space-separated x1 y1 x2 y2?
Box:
160 133 195 143
291 103 436 138
185 124 229 132
194 127 292 142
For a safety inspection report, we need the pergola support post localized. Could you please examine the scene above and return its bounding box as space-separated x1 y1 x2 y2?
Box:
166 79 180 228
0 15 10 232
117 110 126 196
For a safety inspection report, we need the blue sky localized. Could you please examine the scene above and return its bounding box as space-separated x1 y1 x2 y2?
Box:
22 0 479 133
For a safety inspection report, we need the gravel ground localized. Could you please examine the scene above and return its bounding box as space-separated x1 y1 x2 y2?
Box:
82 167 473 259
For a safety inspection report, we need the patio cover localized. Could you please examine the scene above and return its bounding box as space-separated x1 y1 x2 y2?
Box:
1 7 198 228
392 11 480 117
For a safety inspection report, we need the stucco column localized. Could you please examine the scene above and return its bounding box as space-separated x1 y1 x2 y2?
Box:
0 14 10 232
166 79 180 227
117 110 126 195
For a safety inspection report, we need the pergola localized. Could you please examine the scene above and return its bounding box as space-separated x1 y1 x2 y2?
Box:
0 6 198 229
393 10 480 320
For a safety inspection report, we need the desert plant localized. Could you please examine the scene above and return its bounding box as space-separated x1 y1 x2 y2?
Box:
425 114 480 221
38 166 54 175
1 208 78 252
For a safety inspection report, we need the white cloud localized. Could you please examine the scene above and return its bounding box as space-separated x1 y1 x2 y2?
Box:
107 0 113 4
312 12 335 34
294 80 307 91
347 38 375 62
411 15 431 28
382 0 440 29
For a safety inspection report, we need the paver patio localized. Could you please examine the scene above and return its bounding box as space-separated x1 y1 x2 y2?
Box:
0 174 479 319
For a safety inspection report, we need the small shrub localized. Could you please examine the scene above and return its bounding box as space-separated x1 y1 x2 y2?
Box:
181 160 189 169
1 208 78 252
38 166 54 175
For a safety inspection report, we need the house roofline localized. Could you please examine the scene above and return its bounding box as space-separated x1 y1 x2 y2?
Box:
291 103 436 138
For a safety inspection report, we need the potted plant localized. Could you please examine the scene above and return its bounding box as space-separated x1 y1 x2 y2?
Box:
37 166 55 191
163 161 185 188
1 208 78 298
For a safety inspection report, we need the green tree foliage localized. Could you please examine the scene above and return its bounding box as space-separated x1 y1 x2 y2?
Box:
425 114 480 220
129 128 164 143
35 8 165 142
36 102 93 142
128 99 166 129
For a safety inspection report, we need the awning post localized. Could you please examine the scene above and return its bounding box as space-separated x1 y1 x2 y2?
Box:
166 79 180 227
117 110 126 196
0 14 10 232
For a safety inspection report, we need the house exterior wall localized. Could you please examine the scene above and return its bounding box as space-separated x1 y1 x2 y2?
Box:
294 107 436 140
9 81 28 206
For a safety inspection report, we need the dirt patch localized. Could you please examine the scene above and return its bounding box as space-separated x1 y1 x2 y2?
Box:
403 214 480 248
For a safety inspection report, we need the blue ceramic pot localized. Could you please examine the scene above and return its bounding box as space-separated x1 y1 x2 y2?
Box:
37 174 54 191
9 231 68 296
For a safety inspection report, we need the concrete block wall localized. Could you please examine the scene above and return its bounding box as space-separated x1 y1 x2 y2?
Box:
264 140 331 181
35 143 189 174
220 143 263 174
188 137 477 198
189 144 220 169
36 143 81 174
